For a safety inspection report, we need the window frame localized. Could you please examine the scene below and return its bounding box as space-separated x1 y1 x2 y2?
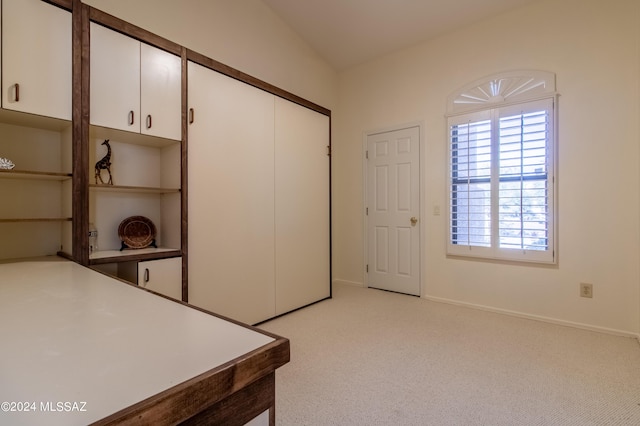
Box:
446 96 557 264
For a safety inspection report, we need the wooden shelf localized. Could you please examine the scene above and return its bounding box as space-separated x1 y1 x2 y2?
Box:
0 218 72 223
90 124 180 148
89 247 181 265
89 184 180 194
0 169 72 181
0 108 71 131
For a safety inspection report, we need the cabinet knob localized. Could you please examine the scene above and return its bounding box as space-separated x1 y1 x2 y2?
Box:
128 110 135 126
13 83 20 102
146 114 152 129
144 268 150 284
189 108 195 124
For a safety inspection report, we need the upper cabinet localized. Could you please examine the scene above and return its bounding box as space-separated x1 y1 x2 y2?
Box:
1 0 72 120
90 23 181 141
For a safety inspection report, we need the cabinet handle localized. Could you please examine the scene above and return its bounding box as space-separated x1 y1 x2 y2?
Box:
13 83 20 102
189 108 194 124
128 110 135 126
146 114 152 129
144 268 150 284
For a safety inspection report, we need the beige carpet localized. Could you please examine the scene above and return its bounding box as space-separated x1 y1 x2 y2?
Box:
259 283 640 425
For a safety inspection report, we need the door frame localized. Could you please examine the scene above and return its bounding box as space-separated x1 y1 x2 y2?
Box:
362 121 425 295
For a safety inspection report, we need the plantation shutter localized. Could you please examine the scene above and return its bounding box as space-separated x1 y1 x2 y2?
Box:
448 98 555 263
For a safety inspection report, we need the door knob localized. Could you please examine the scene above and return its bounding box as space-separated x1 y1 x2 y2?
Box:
410 217 418 226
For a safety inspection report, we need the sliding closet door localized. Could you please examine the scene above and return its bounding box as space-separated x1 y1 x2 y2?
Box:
274 98 331 315
188 62 276 324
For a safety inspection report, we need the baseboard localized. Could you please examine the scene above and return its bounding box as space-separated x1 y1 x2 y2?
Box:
332 279 364 288
423 294 640 340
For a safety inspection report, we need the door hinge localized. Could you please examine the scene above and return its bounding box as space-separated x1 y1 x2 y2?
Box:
366 264 369 273
366 150 369 159
327 145 331 156
366 207 368 215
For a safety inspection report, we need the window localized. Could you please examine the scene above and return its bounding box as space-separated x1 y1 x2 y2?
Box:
446 71 556 263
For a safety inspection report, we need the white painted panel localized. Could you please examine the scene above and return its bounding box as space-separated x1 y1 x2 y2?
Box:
274 97 330 315
396 227 411 276
2 0 72 120
396 162 411 211
188 62 275 325
397 137 411 154
375 140 389 157
140 43 182 140
375 165 388 212
90 23 141 133
375 227 389 273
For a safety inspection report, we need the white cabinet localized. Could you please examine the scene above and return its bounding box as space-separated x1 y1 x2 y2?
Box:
1 0 72 120
90 23 181 141
187 61 330 325
187 62 276 325
138 257 182 300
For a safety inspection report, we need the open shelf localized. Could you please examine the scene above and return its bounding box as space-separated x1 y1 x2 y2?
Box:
89 184 180 194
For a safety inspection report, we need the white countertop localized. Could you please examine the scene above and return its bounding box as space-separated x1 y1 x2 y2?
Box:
0 259 274 425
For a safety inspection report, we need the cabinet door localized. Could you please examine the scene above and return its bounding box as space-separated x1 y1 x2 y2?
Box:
274 98 331 315
138 257 182 300
90 22 140 133
188 62 275 325
2 0 71 120
140 43 182 140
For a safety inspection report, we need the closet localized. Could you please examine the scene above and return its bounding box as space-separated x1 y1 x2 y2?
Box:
188 61 331 325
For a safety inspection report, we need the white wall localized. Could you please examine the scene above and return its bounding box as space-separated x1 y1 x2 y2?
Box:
82 0 337 110
334 0 640 335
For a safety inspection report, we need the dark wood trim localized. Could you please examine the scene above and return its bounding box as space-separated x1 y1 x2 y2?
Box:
181 46 189 303
42 0 72 11
328 108 333 299
91 339 289 425
186 49 331 117
180 373 274 426
71 0 90 265
88 7 182 57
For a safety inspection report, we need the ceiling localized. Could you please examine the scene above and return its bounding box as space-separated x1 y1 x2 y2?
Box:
262 0 536 71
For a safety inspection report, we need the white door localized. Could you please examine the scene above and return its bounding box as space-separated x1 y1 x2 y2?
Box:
138 257 182 300
187 62 276 325
90 22 140 133
2 0 72 120
140 43 182 140
366 126 420 295
274 97 330 315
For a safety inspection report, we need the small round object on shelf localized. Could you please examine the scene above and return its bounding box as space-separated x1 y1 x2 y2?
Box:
118 216 156 249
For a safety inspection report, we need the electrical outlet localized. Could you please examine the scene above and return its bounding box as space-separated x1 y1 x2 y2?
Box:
580 283 593 298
